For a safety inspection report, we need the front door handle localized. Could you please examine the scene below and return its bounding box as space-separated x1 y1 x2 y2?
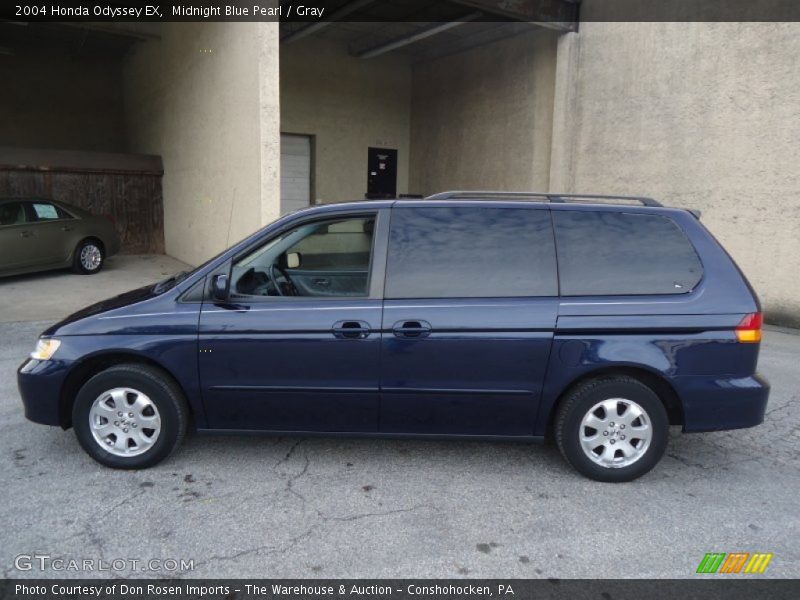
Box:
332 320 371 339
20 230 33 238
392 320 432 338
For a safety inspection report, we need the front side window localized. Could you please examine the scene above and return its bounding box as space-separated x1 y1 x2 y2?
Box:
385 207 558 299
0 202 27 226
553 210 703 296
231 215 375 298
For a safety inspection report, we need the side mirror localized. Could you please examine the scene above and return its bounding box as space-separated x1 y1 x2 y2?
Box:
211 273 229 301
286 252 301 269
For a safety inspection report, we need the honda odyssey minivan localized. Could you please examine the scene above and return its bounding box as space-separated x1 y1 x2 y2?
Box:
17 192 770 482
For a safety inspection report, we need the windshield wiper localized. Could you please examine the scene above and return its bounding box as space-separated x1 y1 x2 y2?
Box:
153 271 188 293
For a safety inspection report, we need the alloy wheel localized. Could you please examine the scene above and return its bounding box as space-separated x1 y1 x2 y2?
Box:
80 244 103 271
88 387 161 457
579 398 652 468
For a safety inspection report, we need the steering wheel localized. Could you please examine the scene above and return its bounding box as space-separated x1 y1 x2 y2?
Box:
268 263 296 296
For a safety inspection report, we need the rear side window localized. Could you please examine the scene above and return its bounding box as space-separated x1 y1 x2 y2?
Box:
386 207 557 299
553 210 703 296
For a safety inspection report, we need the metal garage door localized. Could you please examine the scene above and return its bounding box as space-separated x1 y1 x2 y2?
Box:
280 134 311 215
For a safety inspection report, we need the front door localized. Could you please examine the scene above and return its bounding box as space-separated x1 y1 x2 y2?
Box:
379 204 559 436
198 210 388 432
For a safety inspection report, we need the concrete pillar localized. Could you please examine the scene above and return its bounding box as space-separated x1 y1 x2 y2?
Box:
546 18 800 326
124 22 281 266
548 31 579 193
257 22 281 226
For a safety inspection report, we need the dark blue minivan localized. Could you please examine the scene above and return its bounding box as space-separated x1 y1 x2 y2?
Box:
17 192 770 481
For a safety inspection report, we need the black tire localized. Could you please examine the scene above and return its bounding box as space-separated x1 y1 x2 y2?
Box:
72 238 105 274
554 376 669 482
72 364 188 469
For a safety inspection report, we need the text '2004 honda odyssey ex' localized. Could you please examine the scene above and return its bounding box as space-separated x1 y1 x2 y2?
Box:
18 192 770 482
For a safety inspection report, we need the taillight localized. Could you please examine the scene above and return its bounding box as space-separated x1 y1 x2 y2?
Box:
735 312 763 343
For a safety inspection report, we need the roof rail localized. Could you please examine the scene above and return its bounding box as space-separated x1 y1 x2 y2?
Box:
423 190 663 207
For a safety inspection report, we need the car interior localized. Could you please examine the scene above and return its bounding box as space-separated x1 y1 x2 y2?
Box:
231 216 375 298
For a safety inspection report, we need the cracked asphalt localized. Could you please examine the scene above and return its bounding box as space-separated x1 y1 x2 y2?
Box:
1 317 798 579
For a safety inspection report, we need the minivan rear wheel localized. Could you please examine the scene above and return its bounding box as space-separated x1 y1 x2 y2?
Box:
72 364 188 469
554 376 668 482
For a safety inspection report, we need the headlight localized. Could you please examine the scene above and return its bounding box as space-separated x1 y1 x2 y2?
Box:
30 338 61 360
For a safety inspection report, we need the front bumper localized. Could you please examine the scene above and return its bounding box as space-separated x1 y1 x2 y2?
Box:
677 373 770 433
18 358 71 427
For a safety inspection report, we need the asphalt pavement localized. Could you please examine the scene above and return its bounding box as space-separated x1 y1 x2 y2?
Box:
0 259 797 579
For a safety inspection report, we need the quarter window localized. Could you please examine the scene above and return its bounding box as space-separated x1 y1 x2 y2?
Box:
553 210 703 296
385 207 558 299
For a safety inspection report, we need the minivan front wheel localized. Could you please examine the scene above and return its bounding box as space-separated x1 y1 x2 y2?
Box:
72 364 188 469
88 387 161 457
555 376 668 482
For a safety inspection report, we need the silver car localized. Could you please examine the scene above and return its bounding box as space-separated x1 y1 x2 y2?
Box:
0 198 120 277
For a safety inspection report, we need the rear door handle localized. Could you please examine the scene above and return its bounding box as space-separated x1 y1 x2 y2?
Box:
332 320 371 339
61 225 72 232
20 230 33 238
392 320 432 338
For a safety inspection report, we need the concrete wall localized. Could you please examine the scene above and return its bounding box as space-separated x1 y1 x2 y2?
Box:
280 37 411 202
124 22 280 266
0 49 125 152
410 30 558 196
549 21 800 325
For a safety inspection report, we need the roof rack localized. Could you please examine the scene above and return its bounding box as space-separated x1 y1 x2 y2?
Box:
423 191 663 208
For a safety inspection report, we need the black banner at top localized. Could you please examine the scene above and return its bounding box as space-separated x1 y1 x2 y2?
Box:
2 0 800 24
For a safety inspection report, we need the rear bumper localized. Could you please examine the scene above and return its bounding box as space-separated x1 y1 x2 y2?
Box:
18 358 70 427
676 373 770 432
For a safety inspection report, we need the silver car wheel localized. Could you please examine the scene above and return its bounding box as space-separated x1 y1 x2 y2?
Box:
579 398 652 468
88 387 161 457
80 244 103 271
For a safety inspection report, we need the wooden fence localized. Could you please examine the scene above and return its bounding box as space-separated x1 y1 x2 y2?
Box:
0 148 164 254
